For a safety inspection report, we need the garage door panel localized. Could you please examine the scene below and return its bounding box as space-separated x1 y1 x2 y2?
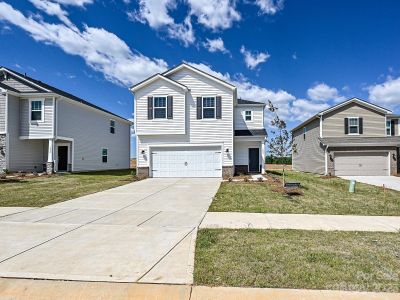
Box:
335 152 389 176
151 147 222 178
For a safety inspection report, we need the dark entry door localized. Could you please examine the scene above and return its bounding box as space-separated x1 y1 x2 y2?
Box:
248 148 260 173
58 146 68 172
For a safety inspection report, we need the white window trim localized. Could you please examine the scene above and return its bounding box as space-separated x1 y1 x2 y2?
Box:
386 119 392 136
29 99 44 123
244 110 252 121
153 95 167 120
110 119 116 134
348 117 360 135
202 96 216 119
102 148 108 163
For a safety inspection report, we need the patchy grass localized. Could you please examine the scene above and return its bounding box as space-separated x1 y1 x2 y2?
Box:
194 229 400 292
0 169 136 207
209 171 400 215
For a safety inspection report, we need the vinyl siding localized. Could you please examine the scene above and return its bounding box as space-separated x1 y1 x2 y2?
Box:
0 94 5 132
57 99 130 172
7 95 45 172
234 106 264 129
322 103 386 137
135 78 185 135
234 140 261 165
20 98 54 138
292 118 325 174
1 76 39 92
136 68 234 168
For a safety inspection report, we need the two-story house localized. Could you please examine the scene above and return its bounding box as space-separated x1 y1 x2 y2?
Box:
130 63 266 178
292 98 400 176
0 67 131 173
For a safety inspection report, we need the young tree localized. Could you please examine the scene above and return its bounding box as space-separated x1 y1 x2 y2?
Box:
266 100 296 186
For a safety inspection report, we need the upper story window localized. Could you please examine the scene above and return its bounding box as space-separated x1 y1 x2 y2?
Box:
102 148 108 163
348 117 359 134
30 100 43 122
386 120 391 136
154 96 167 119
203 96 216 119
110 120 115 134
245 110 252 121
303 127 307 140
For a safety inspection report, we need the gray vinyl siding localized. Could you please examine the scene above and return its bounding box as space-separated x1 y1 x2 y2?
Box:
322 103 386 137
135 78 185 135
136 68 234 168
20 98 54 138
7 95 45 172
0 94 5 132
292 118 325 174
1 76 39 92
57 99 130 172
234 106 264 129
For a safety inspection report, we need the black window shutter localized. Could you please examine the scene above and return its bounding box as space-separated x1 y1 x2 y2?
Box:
197 97 202 119
216 96 222 119
391 119 396 136
359 118 363 134
147 96 153 120
167 96 173 119
344 118 349 134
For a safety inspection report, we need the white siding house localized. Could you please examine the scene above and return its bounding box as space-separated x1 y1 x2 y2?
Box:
131 63 267 178
0 66 131 173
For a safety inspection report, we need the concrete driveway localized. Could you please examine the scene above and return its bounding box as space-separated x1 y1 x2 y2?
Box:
340 176 400 191
0 178 221 284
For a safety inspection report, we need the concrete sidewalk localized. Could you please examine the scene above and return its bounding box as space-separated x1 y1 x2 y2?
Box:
340 176 400 191
0 278 398 300
200 212 400 232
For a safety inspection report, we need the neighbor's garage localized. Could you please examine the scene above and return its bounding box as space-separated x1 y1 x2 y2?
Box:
334 152 389 176
151 146 222 177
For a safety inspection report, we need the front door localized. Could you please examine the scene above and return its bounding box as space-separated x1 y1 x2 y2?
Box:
248 148 260 173
57 146 68 172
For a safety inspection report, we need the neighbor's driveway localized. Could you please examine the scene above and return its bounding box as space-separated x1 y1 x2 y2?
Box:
0 178 221 284
340 176 400 191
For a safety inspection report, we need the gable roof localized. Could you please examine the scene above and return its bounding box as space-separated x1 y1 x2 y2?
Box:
291 97 392 132
0 67 131 123
130 73 189 92
162 62 236 90
237 98 265 106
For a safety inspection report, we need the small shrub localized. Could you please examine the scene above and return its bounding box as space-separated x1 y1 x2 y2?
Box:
244 176 250 182
228 177 233 182
2 169 9 174
257 177 263 182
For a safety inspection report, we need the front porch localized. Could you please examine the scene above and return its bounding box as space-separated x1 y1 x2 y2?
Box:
234 131 266 175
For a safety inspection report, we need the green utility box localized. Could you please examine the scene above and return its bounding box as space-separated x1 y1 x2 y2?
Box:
349 180 356 193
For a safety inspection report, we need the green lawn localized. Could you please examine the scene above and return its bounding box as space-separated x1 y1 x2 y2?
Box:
194 229 400 292
210 171 400 215
0 169 136 207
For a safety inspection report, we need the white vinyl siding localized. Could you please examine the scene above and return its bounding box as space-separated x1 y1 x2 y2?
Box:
234 106 264 129
57 99 130 172
234 141 261 165
0 94 5 132
20 98 54 138
135 78 185 135
1 77 39 92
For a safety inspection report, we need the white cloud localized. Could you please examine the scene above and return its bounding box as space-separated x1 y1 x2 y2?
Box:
0 1 167 86
28 0 74 27
186 0 241 31
203 37 228 53
367 76 400 107
52 0 93 6
255 0 284 15
307 83 345 102
240 46 270 70
291 99 330 121
167 15 195 47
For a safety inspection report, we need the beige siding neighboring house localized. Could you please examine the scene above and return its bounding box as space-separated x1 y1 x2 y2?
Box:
0 66 131 173
291 98 400 176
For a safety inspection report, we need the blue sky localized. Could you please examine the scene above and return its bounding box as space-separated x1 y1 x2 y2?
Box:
1 0 400 157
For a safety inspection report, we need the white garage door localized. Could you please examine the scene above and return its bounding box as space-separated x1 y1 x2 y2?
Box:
335 152 389 176
151 146 222 178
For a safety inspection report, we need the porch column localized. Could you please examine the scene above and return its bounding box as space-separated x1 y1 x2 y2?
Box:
46 139 54 174
261 140 266 174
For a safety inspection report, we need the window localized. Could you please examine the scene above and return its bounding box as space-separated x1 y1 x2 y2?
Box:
110 120 115 134
245 111 252 121
154 96 167 119
30 100 43 121
348 117 359 134
102 148 108 163
303 127 307 140
386 120 392 136
203 96 215 119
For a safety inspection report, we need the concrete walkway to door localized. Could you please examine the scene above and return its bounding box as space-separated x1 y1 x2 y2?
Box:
340 176 400 191
0 178 221 284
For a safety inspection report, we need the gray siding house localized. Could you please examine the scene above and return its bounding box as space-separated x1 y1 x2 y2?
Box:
292 98 400 176
0 67 131 173
130 63 267 178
